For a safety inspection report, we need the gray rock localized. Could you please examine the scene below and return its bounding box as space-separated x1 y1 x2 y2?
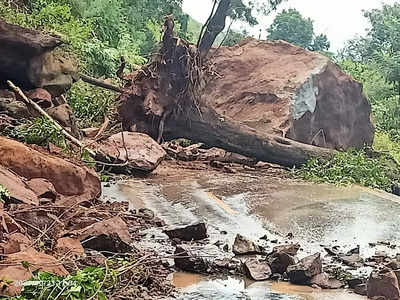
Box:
165 222 207 241
232 234 262 255
287 253 322 285
243 258 272 281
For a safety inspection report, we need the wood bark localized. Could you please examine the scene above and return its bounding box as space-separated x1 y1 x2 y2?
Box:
164 105 335 167
198 0 231 58
79 74 123 93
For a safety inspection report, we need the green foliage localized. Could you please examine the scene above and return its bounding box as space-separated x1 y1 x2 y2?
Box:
222 29 248 46
10 117 66 148
267 8 330 51
373 132 400 164
0 184 10 203
294 148 396 191
15 267 109 300
66 81 115 128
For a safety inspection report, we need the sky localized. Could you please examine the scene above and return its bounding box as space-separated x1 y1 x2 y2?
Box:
182 0 398 51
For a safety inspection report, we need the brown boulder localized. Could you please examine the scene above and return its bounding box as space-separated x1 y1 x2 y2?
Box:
287 253 322 285
310 273 343 289
174 244 208 273
26 178 57 201
0 20 75 95
0 89 31 119
243 258 272 281
204 39 373 150
0 233 31 255
0 248 68 296
0 165 38 206
68 217 132 254
164 222 207 241
367 269 400 300
97 132 166 172
26 88 52 109
232 234 262 255
55 237 84 257
0 137 101 203
268 244 300 274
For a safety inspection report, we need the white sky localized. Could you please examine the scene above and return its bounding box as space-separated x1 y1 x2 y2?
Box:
182 0 398 51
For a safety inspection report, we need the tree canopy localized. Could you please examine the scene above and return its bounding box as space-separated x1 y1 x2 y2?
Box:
267 8 330 51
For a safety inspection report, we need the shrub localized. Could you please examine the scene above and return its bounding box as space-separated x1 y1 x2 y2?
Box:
294 148 397 191
66 81 116 128
9 117 66 148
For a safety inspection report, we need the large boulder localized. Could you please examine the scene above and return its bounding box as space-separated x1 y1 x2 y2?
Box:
205 39 374 150
0 137 101 203
0 20 75 96
97 132 166 173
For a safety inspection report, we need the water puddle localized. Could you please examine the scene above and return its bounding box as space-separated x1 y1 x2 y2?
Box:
172 272 364 300
102 168 400 300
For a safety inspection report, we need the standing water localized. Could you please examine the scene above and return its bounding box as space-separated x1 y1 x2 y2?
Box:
103 167 400 299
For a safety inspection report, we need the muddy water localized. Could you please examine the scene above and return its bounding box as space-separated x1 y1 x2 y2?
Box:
172 272 364 300
103 168 400 300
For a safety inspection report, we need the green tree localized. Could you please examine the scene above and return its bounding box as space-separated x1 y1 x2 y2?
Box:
198 0 285 57
267 8 330 51
364 3 400 101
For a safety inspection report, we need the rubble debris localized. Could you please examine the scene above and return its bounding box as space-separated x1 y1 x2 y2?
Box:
96 132 166 173
287 253 322 285
0 136 101 204
174 244 208 273
367 269 400 300
310 273 343 289
232 234 262 255
164 222 207 241
243 258 272 281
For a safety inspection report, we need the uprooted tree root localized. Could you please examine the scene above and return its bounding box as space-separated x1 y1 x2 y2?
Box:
119 16 211 143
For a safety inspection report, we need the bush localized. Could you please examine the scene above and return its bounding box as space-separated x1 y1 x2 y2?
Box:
294 148 397 191
9 117 66 148
66 81 116 127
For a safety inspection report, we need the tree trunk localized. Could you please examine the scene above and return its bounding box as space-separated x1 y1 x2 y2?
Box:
198 0 231 59
164 105 335 168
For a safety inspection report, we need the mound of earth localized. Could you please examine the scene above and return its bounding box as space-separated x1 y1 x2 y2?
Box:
205 39 374 150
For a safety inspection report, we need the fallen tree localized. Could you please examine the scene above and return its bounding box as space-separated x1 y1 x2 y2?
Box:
118 17 343 167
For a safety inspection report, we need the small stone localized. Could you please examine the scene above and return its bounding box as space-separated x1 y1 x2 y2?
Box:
232 234 262 255
243 258 272 281
165 222 207 241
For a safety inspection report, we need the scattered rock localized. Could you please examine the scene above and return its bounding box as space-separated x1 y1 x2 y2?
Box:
354 283 368 296
232 234 262 255
0 165 38 206
340 253 363 267
97 132 166 173
287 253 322 285
367 269 400 300
243 258 272 281
310 273 342 289
70 217 132 254
0 233 31 255
0 89 31 119
268 244 300 274
164 222 207 241
55 237 84 257
347 278 365 289
26 178 57 201
26 88 52 109
0 248 68 296
46 103 80 138
174 245 207 273
0 136 101 204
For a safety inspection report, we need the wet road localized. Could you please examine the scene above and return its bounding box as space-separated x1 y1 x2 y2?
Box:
103 167 400 299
